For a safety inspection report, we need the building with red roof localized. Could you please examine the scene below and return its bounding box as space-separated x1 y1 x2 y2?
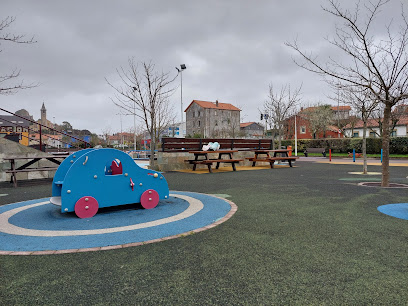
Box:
185 100 241 137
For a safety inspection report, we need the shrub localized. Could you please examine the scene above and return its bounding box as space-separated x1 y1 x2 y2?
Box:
283 137 408 154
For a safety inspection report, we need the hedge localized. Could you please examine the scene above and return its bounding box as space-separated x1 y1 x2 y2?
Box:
279 137 408 154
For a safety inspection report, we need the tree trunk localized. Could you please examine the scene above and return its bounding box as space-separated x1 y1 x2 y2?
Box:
381 103 391 187
149 125 156 168
362 120 367 174
278 124 282 149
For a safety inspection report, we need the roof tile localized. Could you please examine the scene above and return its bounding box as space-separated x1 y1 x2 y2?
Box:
185 100 241 112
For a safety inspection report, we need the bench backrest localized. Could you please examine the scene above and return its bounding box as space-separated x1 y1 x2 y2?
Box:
305 148 326 153
161 138 274 152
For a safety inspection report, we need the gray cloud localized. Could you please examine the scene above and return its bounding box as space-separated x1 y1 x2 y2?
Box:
0 0 403 133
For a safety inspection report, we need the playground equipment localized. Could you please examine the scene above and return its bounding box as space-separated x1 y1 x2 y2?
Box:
50 148 169 218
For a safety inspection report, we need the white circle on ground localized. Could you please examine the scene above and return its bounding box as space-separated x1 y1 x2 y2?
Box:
348 172 382 175
0 194 203 237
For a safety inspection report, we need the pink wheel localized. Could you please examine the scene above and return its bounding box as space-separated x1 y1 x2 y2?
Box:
140 189 159 209
75 196 99 218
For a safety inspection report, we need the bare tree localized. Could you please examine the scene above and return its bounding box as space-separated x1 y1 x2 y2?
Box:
370 101 406 137
101 126 112 147
263 84 301 148
302 104 334 139
0 16 36 95
286 0 408 187
340 88 379 174
106 59 178 166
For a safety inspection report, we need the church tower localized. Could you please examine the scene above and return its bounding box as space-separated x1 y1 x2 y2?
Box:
41 102 47 126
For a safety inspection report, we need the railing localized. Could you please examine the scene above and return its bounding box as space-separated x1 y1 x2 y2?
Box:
0 107 90 151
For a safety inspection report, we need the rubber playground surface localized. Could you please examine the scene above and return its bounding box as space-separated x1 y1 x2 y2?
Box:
0 192 236 254
1 158 407 304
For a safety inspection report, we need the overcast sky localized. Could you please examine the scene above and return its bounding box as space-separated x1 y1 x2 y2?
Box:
0 0 403 134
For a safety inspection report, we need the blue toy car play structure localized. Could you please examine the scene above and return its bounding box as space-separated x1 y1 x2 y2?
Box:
50 148 169 218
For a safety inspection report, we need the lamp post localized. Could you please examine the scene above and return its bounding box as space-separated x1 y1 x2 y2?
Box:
116 113 123 149
132 87 138 151
337 89 340 138
176 64 187 124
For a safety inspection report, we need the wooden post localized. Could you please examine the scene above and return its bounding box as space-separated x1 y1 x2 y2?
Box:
161 137 166 152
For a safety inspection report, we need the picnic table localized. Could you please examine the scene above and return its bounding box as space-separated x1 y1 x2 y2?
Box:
246 149 298 168
5 154 69 187
187 150 243 173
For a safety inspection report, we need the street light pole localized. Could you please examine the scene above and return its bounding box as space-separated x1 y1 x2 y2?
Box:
116 113 123 149
132 87 137 151
133 105 136 151
337 89 340 138
176 64 187 124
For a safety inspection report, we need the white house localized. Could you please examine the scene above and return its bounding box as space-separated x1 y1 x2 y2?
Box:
344 117 408 138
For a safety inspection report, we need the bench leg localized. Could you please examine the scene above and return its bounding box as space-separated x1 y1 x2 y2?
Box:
193 163 197 171
232 162 237 171
288 160 293 167
270 161 275 168
252 161 256 167
216 162 220 169
207 164 213 173
12 173 17 188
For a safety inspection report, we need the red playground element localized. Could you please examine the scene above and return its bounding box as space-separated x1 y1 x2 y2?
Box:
74 196 99 219
348 152 362 158
130 178 135 191
140 189 159 209
111 159 123 175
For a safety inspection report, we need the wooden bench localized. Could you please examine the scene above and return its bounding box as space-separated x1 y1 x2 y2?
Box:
162 137 275 152
303 148 326 157
186 158 243 172
4 155 68 187
246 156 298 168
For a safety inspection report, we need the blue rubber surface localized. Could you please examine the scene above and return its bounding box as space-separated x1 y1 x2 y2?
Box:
377 203 408 220
0 191 232 252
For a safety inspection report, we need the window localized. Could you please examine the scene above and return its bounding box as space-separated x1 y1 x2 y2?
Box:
193 121 195 127
300 126 306 134
198 120 201 127
198 111 201 117
215 111 217 116
353 132 359 138
215 120 218 126
192 111 195 118
369 131 376 137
